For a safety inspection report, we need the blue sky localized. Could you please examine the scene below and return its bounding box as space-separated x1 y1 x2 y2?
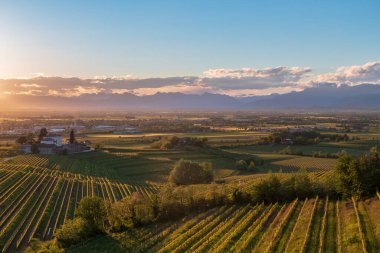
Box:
0 0 379 79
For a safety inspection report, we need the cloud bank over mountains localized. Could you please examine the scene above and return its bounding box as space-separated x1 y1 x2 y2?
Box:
313 62 380 85
1 61 380 98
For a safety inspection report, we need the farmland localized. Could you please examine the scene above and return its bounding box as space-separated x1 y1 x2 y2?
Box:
1 112 380 252
67 196 380 253
0 156 159 252
0 147 339 252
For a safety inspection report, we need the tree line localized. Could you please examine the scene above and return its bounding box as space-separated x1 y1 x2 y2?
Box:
260 130 350 145
151 136 208 150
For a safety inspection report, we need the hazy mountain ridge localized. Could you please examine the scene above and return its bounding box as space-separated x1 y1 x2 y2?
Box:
248 84 380 110
4 83 380 111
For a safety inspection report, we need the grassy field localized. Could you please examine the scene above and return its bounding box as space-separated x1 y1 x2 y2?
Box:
228 142 370 156
86 131 269 148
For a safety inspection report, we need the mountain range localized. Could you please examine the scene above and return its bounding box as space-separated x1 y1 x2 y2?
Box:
4 83 380 111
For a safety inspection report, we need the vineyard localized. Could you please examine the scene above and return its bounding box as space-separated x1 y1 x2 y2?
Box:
0 152 376 253
0 155 159 253
271 157 336 173
5 150 240 183
70 196 380 253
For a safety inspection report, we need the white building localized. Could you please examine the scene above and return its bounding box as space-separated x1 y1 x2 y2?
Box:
41 135 62 146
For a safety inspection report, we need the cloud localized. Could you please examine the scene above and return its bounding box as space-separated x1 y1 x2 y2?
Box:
133 84 215 96
16 89 43 95
202 66 311 89
204 66 311 79
110 89 131 94
17 83 42 88
220 86 305 97
1 62 379 97
314 62 380 85
48 86 105 97
93 75 136 80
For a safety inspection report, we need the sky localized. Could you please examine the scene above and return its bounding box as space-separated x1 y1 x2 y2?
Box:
0 0 380 97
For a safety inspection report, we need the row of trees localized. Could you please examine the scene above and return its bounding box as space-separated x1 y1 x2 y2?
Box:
16 128 48 145
55 183 229 248
56 172 333 249
261 131 350 145
278 145 346 158
243 173 335 203
151 136 208 150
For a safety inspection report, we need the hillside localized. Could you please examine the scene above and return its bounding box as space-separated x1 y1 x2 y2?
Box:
67 196 380 253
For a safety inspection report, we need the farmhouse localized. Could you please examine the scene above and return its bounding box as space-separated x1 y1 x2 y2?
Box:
39 143 57 155
20 133 91 155
41 135 62 146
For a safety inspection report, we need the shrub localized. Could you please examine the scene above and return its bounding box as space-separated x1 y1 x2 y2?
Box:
248 173 322 203
235 160 248 170
248 161 256 171
169 159 213 185
76 196 107 231
56 218 91 247
107 192 155 231
334 147 380 198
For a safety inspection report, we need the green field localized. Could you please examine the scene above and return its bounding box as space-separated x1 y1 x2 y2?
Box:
228 142 370 156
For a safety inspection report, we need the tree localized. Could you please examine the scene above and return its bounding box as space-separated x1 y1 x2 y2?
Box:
334 148 380 198
56 218 91 247
230 188 250 204
31 143 39 154
235 160 248 170
69 129 75 144
38 128 48 141
107 199 135 231
35 241 64 253
16 136 28 144
25 133 36 144
252 174 282 203
169 159 213 185
107 192 156 231
248 161 256 171
75 197 106 231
